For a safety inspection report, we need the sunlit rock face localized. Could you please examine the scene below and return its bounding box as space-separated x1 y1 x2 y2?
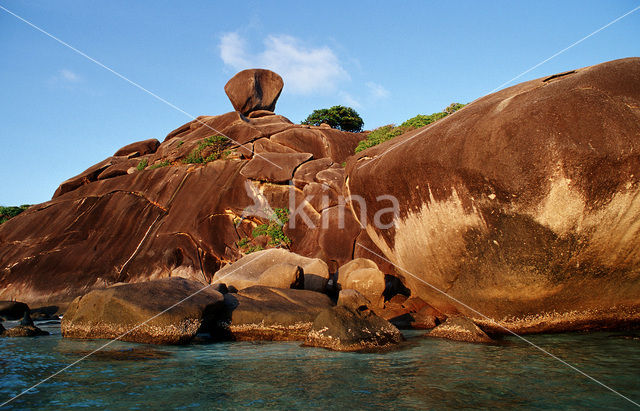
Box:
346 58 640 333
0 70 364 308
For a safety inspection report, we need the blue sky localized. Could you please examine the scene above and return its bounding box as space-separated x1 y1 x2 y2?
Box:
1 0 639 205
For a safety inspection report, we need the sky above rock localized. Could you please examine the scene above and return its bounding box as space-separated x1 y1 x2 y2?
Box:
1 0 639 204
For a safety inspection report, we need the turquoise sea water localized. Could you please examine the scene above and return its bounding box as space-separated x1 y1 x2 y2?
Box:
1 321 639 410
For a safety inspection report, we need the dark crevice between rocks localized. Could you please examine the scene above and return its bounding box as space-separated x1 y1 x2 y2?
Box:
543 70 576 82
383 274 411 302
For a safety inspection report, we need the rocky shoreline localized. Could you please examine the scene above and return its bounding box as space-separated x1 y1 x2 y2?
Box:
2 59 640 348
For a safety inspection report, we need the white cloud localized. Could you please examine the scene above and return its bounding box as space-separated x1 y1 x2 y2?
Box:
59 69 81 83
219 33 348 95
366 82 390 99
219 33 251 68
339 91 361 109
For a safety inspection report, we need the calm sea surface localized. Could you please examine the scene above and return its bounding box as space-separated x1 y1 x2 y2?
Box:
1 321 639 409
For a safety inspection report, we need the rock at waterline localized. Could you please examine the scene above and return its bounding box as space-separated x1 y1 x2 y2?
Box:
1 312 49 337
304 289 403 352
427 316 493 343
221 286 334 341
346 57 640 332
61 278 225 345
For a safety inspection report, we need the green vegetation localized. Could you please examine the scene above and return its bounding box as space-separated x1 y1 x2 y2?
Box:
149 160 170 170
251 208 291 247
0 205 30 224
245 245 264 254
183 135 229 164
136 158 148 171
301 105 364 132
177 141 184 147
355 103 466 153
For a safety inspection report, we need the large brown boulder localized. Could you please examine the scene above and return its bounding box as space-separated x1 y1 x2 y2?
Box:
0 96 360 307
346 57 640 333
240 152 312 183
304 301 403 352
337 258 386 308
224 69 284 116
114 138 160 157
222 286 333 340
61 278 225 344
212 249 330 293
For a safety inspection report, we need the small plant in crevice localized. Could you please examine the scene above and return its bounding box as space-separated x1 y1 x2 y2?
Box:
137 158 148 171
252 207 291 247
236 208 291 253
245 244 264 254
149 160 170 170
183 135 229 164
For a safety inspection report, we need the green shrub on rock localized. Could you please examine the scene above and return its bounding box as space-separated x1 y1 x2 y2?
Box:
355 103 465 153
0 205 30 224
301 105 364 132
183 135 229 164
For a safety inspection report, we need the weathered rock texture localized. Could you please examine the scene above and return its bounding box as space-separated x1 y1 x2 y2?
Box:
428 316 493 343
222 286 334 340
346 58 640 333
337 258 386 308
224 69 284 116
61 278 224 344
304 301 403 351
212 249 330 292
0 73 363 307
1 324 49 337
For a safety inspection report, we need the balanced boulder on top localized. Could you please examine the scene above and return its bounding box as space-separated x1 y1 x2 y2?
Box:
224 69 284 116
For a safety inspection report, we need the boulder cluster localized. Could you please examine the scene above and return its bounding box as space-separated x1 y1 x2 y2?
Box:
2 58 640 347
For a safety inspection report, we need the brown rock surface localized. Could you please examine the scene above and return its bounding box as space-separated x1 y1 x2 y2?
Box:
61 278 225 345
114 138 160 157
224 69 284 116
2 324 49 337
212 249 330 293
292 157 334 189
222 286 333 340
0 69 365 309
346 57 640 333
428 316 493 343
240 152 312 183
304 304 403 351
337 259 386 308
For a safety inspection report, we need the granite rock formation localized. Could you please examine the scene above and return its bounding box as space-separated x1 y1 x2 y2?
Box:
346 57 640 333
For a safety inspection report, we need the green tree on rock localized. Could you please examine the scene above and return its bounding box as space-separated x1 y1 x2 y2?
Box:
301 105 364 132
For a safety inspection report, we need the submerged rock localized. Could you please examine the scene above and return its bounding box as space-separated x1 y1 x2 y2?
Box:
427 316 493 343
61 278 224 345
2 324 49 337
222 286 333 341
